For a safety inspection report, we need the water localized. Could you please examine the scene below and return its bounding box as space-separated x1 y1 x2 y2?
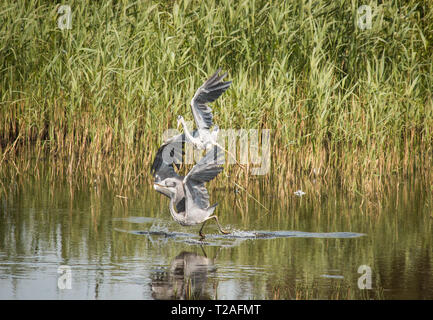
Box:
0 175 432 299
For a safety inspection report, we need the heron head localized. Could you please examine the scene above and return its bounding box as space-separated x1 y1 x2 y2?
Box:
154 178 178 194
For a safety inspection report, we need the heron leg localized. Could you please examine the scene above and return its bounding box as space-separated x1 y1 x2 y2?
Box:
199 220 207 239
207 215 230 235
199 245 207 258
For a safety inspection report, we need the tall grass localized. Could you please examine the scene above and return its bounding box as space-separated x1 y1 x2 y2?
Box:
1 0 432 196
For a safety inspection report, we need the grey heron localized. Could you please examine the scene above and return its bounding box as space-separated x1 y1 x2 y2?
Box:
177 68 244 167
177 68 231 151
152 145 229 238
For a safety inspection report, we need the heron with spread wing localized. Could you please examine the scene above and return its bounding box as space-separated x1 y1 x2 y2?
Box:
152 145 229 238
176 68 244 168
177 68 231 151
152 68 230 174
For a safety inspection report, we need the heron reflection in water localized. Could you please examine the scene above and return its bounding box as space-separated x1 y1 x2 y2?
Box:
151 248 216 300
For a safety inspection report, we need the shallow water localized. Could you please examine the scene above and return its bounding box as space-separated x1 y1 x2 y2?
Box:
0 175 432 299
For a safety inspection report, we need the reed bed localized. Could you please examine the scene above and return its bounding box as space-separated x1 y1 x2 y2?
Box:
1 0 432 199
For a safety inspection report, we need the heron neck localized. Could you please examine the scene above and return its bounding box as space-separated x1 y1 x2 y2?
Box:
169 195 185 223
181 119 195 142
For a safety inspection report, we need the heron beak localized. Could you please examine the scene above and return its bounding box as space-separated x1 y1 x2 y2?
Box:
154 183 165 188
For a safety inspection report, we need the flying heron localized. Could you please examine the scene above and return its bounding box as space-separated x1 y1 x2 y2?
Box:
176 68 244 168
152 145 229 238
152 68 230 168
176 68 231 151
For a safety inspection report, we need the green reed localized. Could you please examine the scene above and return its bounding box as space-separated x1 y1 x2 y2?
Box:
1 0 432 197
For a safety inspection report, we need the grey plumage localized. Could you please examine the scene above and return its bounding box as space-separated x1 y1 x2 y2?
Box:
177 68 232 154
191 68 232 130
183 145 224 212
151 69 231 238
151 136 186 213
153 146 228 237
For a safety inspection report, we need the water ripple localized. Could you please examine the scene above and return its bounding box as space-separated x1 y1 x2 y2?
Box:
114 226 365 246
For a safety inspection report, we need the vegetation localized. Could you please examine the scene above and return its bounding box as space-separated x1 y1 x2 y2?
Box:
1 0 432 196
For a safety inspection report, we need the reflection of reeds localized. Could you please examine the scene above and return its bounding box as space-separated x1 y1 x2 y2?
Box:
1 173 432 299
1 0 432 197
270 279 385 300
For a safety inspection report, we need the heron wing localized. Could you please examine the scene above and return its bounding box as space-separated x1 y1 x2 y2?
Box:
190 68 232 130
150 133 185 181
184 183 210 212
184 146 224 183
183 146 224 211
176 197 186 213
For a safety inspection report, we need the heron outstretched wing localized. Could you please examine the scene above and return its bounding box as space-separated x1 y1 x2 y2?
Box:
190 68 232 130
183 146 224 211
151 134 187 213
151 133 185 181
